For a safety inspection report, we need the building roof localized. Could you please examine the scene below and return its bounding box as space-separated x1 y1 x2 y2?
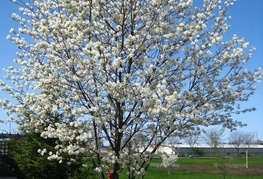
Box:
173 143 263 149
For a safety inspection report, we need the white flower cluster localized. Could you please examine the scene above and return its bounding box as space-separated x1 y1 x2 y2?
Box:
160 153 179 168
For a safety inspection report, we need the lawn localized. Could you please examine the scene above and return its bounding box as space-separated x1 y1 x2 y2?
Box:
151 157 263 166
144 157 263 179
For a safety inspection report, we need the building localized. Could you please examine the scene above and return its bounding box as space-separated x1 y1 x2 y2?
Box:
0 133 21 156
152 144 263 157
177 144 263 157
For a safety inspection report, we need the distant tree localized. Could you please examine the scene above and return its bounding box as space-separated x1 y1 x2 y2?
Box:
204 128 228 179
243 132 255 148
1 0 262 178
228 131 245 157
204 128 224 150
256 139 263 145
229 131 255 157
184 131 200 148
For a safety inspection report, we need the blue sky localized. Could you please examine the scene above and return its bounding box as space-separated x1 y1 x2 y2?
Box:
0 1 262 140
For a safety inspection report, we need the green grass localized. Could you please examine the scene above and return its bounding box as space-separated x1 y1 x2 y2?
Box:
143 157 263 179
145 168 263 179
226 157 263 166
145 167 219 179
151 157 263 166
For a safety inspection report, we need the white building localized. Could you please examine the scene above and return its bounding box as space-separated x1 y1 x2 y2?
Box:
152 144 263 157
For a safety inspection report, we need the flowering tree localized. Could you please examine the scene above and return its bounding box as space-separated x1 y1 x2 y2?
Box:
160 152 179 174
1 0 262 178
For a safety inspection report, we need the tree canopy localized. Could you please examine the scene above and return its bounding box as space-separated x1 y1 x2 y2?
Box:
0 0 262 178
